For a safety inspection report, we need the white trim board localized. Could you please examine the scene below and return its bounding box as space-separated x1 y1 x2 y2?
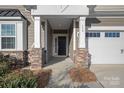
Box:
0 17 21 19
73 20 76 50
88 26 124 30
34 16 41 48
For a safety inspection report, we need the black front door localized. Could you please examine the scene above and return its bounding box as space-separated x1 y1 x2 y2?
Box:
58 36 66 55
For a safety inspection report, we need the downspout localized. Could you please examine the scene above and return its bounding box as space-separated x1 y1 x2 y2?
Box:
45 20 48 64
16 23 18 63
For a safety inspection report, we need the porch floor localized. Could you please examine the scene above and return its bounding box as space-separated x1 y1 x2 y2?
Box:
44 57 101 88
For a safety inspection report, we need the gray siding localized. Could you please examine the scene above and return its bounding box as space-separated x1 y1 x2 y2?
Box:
91 18 124 26
95 5 124 11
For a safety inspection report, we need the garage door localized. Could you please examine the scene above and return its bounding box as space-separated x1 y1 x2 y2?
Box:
86 31 124 64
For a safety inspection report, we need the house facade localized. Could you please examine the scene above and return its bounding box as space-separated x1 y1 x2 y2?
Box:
0 5 124 70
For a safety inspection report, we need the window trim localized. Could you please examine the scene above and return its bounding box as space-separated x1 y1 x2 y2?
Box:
0 23 17 51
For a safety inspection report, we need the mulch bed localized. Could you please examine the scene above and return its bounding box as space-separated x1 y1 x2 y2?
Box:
68 67 96 83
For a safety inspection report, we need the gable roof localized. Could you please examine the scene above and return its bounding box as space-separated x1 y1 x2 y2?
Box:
0 9 26 20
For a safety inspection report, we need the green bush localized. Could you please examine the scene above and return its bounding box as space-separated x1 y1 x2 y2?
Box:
0 76 37 88
0 70 37 88
0 54 9 63
0 54 11 76
0 53 37 88
0 62 10 76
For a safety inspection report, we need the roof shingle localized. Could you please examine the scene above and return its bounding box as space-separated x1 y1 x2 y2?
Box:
0 9 24 17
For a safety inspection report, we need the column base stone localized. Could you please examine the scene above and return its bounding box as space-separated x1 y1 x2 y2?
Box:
75 48 90 68
29 48 42 70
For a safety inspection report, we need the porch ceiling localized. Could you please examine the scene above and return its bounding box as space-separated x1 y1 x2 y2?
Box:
48 18 72 30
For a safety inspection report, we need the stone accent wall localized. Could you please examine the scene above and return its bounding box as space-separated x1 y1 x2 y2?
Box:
0 51 28 63
29 48 42 70
75 48 90 68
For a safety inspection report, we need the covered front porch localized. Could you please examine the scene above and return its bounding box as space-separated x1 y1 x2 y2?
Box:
30 5 89 70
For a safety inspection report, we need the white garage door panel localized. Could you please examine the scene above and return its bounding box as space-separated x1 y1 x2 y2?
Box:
88 32 124 64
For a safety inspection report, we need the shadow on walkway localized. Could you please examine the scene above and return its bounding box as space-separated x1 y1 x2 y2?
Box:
44 57 68 67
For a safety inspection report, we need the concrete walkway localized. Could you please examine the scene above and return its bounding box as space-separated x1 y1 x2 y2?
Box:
91 65 124 88
44 57 101 88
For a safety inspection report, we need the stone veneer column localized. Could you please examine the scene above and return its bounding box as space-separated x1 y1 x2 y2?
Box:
76 48 89 68
29 48 42 70
29 16 42 70
75 17 89 68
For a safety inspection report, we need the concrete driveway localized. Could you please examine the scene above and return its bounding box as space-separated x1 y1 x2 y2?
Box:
90 65 124 88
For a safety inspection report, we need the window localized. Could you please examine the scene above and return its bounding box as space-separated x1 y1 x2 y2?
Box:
105 32 120 38
1 37 15 49
86 32 100 37
1 24 15 36
0 24 16 49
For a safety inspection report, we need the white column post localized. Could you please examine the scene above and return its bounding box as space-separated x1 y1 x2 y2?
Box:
73 19 76 50
34 16 41 48
78 17 86 48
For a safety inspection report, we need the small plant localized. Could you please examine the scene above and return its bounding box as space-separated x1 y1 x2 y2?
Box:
0 52 52 88
0 62 10 76
0 54 10 63
36 69 52 88
0 70 37 88
0 76 37 88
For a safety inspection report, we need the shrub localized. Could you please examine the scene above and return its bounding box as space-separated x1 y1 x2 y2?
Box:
0 54 10 63
0 54 14 76
69 67 96 83
0 70 37 88
0 60 52 88
0 53 29 71
0 62 10 76
0 76 37 88
34 69 52 88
